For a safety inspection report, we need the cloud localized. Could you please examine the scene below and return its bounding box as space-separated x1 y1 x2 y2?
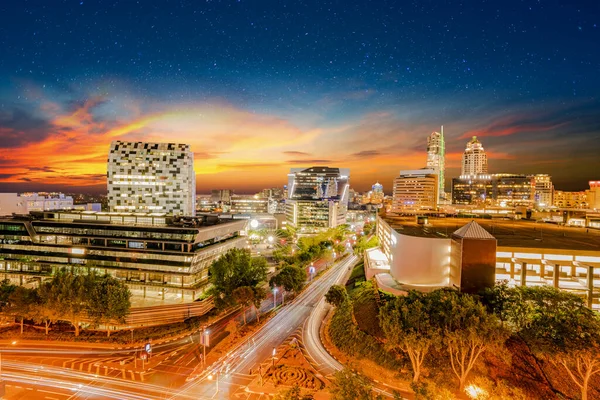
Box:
351 150 383 158
0 108 53 147
287 159 334 164
283 151 311 156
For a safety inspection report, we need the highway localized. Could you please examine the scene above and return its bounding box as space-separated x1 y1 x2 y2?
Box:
169 254 359 399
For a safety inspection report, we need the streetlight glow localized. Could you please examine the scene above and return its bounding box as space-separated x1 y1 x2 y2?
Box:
464 384 487 399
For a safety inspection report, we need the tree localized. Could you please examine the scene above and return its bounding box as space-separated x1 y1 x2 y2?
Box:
325 285 348 308
252 286 267 323
0 279 17 307
330 367 381 400
35 281 62 335
87 275 131 337
516 286 600 400
225 319 240 341
274 385 314 400
7 286 37 334
208 248 268 308
270 265 306 293
429 289 508 392
379 291 441 383
45 269 91 336
233 286 254 324
353 236 378 257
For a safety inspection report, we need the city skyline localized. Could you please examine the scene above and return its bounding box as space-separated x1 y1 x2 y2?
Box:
1 1 599 194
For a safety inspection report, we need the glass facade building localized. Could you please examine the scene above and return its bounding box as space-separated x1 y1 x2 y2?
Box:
286 166 350 232
0 211 247 301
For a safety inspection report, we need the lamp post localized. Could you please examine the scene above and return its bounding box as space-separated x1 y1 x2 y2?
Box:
309 264 315 282
272 347 277 367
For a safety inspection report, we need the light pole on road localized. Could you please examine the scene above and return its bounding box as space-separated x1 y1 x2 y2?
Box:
272 287 278 309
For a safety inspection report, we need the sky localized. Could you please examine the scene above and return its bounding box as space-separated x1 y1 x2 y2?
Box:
0 0 599 194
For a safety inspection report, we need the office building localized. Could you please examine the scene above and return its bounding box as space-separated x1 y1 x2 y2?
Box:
532 174 554 209
554 190 588 209
230 195 269 214
391 169 438 213
107 141 195 216
0 193 74 216
0 211 247 302
461 136 488 176
286 166 350 232
211 189 234 205
259 188 284 199
426 127 446 200
452 174 533 207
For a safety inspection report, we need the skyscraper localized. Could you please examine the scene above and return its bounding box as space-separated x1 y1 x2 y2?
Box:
461 136 488 176
426 127 445 200
107 141 196 215
286 166 350 232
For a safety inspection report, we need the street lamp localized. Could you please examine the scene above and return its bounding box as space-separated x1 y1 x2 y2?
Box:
267 236 274 243
272 287 278 309
272 347 277 367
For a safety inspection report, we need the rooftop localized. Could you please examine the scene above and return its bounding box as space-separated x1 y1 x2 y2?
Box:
381 215 600 251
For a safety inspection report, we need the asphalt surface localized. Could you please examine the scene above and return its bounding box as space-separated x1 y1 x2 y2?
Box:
0 255 357 399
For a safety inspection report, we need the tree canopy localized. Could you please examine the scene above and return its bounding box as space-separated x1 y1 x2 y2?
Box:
208 248 268 308
325 285 348 308
270 265 306 293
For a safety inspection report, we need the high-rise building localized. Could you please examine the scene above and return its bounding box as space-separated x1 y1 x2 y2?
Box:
391 169 438 213
107 141 196 215
461 136 488 176
369 182 385 204
532 174 554 208
426 127 446 200
286 166 350 232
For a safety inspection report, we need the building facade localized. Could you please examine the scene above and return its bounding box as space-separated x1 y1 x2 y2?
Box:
533 174 554 209
392 169 438 213
286 166 350 232
461 136 488 176
553 190 588 209
0 193 74 216
451 174 533 207
107 141 196 216
0 211 247 302
230 195 270 214
426 128 446 200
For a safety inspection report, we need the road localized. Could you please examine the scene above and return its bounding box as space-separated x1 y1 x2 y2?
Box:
0 255 357 399
170 255 358 399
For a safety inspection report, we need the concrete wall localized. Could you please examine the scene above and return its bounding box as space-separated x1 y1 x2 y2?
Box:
388 228 451 286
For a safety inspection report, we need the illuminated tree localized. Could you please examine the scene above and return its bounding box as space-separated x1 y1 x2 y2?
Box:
379 291 441 383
